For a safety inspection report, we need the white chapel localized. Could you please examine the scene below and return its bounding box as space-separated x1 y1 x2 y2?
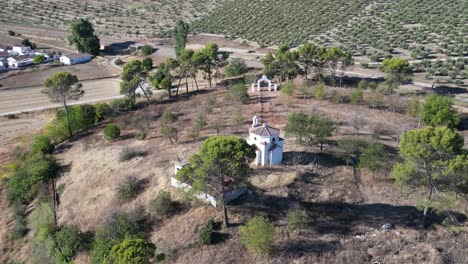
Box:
246 116 284 166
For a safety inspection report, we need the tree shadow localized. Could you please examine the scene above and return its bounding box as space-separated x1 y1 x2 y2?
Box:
458 114 468 132
212 232 231 244
275 239 339 258
232 193 466 235
102 41 136 55
283 151 346 168
429 86 467 96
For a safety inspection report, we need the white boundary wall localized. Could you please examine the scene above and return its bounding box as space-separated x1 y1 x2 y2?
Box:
170 177 247 207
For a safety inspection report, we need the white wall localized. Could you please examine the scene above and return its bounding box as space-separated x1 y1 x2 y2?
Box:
60 55 92 65
60 56 71 65
170 177 247 207
247 134 283 166
171 177 218 207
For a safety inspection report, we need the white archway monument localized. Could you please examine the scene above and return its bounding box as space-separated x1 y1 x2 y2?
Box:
251 75 278 92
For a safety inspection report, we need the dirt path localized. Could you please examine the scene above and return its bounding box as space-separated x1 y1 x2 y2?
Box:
9 35 75 53
0 78 122 115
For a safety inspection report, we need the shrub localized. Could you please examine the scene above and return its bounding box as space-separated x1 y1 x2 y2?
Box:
115 58 124 66
160 110 178 124
76 104 97 128
420 95 460 129
407 97 421 117
111 98 135 112
33 54 46 64
104 124 121 140
194 113 208 130
334 93 349 104
368 81 378 90
198 219 218 245
350 89 364 106
29 201 56 261
198 226 213 245
281 81 294 96
225 58 248 77
55 226 86 263
240 216 275 255
131 116 151 140
160 110 178 144
44 104 97 143
358 80 369 90
95 102 113 123
229 83 249 104
31 135 55 154
7 154 58 204
142 57 153 71
149 191 174 217
8 30 15 36
91 238 117 264
118 147 147 162
189 129 200 140
116 176 141 202
109 238 156 264
314 84 326 100
367 91 383 109
10 203 28 240
91 211 144 264
141 45 154 56
287 209 307 233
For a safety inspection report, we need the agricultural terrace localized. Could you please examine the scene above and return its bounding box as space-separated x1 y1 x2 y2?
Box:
0 0 224 38
193 0 467 57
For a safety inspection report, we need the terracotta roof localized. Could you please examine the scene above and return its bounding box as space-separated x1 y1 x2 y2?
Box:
63 53 92 59
250 124 280 137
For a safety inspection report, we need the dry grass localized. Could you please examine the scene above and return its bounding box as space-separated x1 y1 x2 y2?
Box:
2 84 467 263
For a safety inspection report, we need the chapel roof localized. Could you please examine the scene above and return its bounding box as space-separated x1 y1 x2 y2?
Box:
250 124 280 137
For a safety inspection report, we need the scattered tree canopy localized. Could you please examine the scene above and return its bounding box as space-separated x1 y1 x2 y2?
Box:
177 136 255 227
393 126 467 227
420 95 461 129
42 72 84 137
67 18 100 55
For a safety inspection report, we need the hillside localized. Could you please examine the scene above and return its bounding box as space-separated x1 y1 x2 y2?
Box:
0 0 225 38
192 0 467 56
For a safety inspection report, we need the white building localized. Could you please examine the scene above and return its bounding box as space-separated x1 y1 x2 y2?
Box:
35 52 59 63
0 58 8 69
8 55 34 67
60 53 93 65
11 45 34 56
246 116 284 166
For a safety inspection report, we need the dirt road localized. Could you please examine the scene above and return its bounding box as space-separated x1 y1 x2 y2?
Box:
0 78 122 115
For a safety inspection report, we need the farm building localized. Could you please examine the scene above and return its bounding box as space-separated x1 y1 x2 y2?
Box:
246 116 284 166
11 45 34 55
8 55 34 67
60 53 93 65
0 58 8 68
0 51 9 59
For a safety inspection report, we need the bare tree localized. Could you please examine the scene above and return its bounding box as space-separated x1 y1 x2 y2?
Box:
349 112 366 136
396 123 412 143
